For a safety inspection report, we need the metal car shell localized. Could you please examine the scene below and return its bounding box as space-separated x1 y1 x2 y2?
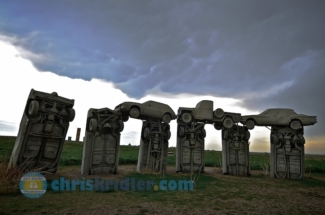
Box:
177 100 241 129
114 101 176 123
241 108 317 130
8 89 75 173
81 108 124 175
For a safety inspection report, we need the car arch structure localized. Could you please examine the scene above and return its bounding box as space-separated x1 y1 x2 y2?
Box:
114 100 176 173
8 89 318 180
176 100 242 173
240 108 317 179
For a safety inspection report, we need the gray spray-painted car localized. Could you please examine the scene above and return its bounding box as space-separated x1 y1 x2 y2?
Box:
114 100 176 123
178 100 241 129
8 89 75 172
81 108 124 175
241 108 317 130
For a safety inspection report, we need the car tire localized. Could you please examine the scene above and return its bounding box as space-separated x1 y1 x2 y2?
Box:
181 113 192 123
89 118 98 132
178 126 185 137
122 115 129 122
118 120 124 132
129 107 140 118
214 123 222 130
162 113 171 124
222 129 229 140
28 100 39 116
246 120 255 130
68 108 75 122
143 127 150 139
290 120 301 130
166 130 171 140
223 118 234 129
298 134 305 144
270 134 279 145
244 130 250 141
162 123 170 131
201 128 206 138
214 108 224 118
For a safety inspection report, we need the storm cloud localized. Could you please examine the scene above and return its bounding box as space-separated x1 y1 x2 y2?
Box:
0 1 324 137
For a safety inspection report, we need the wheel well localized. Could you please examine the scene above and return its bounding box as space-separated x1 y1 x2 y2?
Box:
130 105 140 112
179 110 194 122
290 118 302 124
224 115 234 121
164 112 171 117
246 118 256 124
180 110 193 116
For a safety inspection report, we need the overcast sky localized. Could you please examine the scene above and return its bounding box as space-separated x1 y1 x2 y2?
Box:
0 0 324 153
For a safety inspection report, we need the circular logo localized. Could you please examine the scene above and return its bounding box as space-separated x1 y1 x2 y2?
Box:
153 184 159 191
19 172 47 198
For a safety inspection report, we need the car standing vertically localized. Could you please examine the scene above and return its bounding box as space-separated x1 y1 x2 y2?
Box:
8 89 75 173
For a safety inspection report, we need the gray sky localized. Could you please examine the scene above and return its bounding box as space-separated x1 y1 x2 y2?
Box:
0 0 324 148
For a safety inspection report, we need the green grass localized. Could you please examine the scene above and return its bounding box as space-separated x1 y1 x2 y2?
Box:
59 140 84 166
1 136 325 173
1 166 325 214
1 135 325 214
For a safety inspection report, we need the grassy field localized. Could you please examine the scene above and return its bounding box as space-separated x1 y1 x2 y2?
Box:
1 136 325 214
1 136 325 172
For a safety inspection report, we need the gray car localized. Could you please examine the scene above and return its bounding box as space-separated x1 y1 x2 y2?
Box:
114 100 176 123
241 108 317 130
81 108 124 175
178 100 241 129
8 89 75 172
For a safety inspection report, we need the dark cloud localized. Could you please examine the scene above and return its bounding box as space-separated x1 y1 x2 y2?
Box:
242 50 325 138
0 1 324 136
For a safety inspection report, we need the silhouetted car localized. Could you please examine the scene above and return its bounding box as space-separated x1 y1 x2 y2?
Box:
241 108 317 130
178 100 241 129
114 100 176 123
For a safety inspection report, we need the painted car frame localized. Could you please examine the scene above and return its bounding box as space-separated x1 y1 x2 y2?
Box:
241 108 317 130
8 89 75 172
177 100 241 129
114 100 176 123
81 108 124 175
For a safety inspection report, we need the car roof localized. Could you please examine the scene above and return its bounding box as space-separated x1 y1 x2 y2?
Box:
261 108 297 114
143 100 167 106
265 108 294 111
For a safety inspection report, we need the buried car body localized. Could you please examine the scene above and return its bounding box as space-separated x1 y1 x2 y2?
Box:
8 89 75 172
241 108 317 130
114 101 176 123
